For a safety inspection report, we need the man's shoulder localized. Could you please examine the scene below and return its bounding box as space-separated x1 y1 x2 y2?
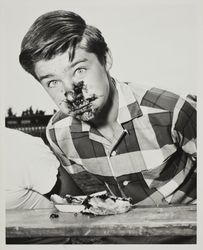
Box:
46 111 73 142
122 81 180 112
47 111 73 130
50 111 70 125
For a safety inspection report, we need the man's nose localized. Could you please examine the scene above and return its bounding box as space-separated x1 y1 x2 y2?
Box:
63 80 74 99
65 91 76 103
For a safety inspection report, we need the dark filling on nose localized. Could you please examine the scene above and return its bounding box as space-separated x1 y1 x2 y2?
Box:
74 81 85 95
67 81 98 113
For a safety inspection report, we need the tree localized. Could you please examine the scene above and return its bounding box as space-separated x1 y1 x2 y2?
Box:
7 107 16 117
29 106 34 116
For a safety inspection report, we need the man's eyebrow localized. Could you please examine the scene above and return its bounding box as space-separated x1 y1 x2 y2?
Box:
39 58 88 81
39 74 55 81
70 58 88 68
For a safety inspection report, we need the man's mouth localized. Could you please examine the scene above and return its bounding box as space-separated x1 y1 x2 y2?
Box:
62 81 98 119
73 102 93 114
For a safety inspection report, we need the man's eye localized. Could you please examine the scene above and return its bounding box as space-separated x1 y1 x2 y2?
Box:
48 80 60 88
75 68 86 76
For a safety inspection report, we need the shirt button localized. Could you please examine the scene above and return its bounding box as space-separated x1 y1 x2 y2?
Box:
123 181 129 186
111 151 117 156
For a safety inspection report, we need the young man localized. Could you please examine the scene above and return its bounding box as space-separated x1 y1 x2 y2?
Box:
5 127 83 210
19 10 196 207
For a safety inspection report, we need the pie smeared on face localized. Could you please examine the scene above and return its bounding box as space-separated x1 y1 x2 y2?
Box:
66 81 98 121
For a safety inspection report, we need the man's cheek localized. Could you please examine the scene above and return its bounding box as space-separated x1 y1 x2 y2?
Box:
50 94 61 105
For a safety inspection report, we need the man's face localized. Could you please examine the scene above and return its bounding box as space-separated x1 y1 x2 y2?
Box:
34 48 110 122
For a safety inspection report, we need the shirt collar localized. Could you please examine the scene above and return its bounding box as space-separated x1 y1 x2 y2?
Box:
51 78 143 132
114 78 143 123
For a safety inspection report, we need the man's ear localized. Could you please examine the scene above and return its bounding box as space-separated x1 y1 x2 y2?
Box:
105 50 113 72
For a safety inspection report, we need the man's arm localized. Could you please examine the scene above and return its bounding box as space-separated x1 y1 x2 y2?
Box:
44 165 84 199
45 118 85 198
171 96 196 159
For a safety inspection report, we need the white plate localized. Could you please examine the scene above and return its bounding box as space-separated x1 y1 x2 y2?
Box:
55 204 85 213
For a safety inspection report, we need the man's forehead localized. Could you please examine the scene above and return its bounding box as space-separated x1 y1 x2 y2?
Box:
39 48 90 65
34 48 94 79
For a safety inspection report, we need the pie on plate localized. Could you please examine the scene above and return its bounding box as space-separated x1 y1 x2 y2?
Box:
51 191 132 215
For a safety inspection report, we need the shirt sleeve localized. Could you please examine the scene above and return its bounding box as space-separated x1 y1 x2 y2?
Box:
46 117 75 168
171 96 196 159
5 128 60 209
26 136 60 194
6 188 55 209
46 122 85 174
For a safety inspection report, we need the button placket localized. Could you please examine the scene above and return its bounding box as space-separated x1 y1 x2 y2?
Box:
109 129 128 157
106 154 126 198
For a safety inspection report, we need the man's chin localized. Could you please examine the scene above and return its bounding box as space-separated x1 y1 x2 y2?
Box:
61 107 105 126
76 110 95 122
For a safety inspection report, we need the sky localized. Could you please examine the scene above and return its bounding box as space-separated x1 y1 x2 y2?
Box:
1 0 200 116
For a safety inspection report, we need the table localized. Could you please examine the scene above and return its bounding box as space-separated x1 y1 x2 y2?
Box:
6 205 196 240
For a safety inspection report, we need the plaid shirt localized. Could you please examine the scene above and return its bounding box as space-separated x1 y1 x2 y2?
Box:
46 79 196 206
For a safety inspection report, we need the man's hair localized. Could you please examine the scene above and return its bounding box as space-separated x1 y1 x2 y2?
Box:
19 10 109 79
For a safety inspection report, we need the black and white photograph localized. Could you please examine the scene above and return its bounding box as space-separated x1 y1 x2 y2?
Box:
0 0 201 246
